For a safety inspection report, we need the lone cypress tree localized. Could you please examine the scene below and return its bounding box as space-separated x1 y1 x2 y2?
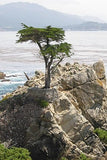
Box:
17 24 72 88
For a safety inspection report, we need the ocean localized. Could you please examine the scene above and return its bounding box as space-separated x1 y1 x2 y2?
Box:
0 31 107 99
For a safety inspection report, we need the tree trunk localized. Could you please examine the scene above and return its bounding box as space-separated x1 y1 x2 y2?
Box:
45 65 51 88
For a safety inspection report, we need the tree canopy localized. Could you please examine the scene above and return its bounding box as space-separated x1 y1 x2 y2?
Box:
17 24 73 88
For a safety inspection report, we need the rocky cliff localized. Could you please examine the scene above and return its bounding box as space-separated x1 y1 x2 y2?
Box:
0 61 107 160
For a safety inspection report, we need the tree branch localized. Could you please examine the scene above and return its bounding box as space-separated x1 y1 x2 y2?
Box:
37 42 42 51
24 72 30 80
50 56 64 73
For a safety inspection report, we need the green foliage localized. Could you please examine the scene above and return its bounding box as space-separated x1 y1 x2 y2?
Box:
61 157 68 160
79 154 91 160
0 94 12 103
94 128 107 144
17 24 65 43
17 24 72 58
42 42 71 58
38 99 49 108
0 144 32 160
17 24 73 88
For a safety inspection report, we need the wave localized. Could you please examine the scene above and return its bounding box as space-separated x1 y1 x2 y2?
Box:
0 81 25 85
74 49 107 53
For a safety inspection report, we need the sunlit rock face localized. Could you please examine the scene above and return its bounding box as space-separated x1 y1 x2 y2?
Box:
0 61 107 160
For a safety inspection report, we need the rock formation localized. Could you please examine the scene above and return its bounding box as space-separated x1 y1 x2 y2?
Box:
0 72 6 79
0 60 107 160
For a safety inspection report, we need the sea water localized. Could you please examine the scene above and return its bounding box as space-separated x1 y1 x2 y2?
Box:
0 31 107 99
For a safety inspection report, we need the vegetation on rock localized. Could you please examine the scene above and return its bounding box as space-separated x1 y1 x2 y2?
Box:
37 99 49 108
79 154 91 160
17 24 72 88
94 128 107 144
0 144 32 160
0 94 12 103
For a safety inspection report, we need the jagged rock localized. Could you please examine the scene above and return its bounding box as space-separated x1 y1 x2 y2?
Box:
0 94 84 160
0 61 107 160
24 71 44 87
60 62 106 128
93 60 106 87
60 68 98 90
0 72 6 79
25 106 82 160
35 70 44 76
53 93 105 157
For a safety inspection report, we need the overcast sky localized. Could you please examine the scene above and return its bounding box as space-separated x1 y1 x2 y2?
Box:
0 0 107 21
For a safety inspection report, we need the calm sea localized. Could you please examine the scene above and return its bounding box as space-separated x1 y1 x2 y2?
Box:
0 31 107 98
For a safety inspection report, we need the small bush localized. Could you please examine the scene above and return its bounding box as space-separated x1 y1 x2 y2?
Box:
38 99 49 108
94 128 107 144
0 144 32 160
61 157 68 160
79 153 91 160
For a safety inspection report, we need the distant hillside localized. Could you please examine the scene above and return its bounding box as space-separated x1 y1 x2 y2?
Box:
0 2 84 31
81 16 104 23
70 21 107 31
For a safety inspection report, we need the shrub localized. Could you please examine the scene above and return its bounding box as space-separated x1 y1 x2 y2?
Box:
79 153 91 160
0 144 32 160
94 128 107 144
38 99 49 108
61 157 68 160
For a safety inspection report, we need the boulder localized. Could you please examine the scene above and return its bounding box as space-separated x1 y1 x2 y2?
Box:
93 60 106 86
27 88 58 103
0 72 6 79
60 68 98 90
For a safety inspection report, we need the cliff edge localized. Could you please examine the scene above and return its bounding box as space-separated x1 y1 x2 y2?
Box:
0 60 107 160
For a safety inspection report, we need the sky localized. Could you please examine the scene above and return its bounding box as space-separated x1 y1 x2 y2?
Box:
0 0 107 22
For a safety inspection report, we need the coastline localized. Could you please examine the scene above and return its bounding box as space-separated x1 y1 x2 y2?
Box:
0 31 107 99
0 61 106 160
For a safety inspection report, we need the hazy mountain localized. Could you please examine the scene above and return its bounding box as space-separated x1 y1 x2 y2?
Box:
70 21 107 31
0 2 106 31
0 2 84 30
82 16 105 23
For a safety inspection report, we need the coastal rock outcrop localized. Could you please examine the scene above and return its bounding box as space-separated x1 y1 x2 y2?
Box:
0 60 107 160
60 61 106 128
0 72 6 79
